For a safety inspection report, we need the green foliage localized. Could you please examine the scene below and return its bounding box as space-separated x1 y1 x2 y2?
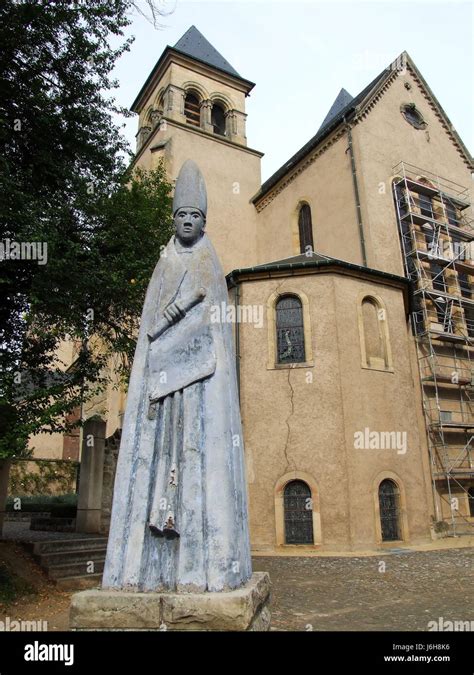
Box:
6 493 77 512
9 461 78 496
0 2 174 457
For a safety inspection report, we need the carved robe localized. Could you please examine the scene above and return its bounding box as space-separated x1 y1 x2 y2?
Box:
102 233 252 592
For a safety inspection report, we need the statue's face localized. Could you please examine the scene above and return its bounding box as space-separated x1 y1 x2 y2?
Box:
174 207 205 246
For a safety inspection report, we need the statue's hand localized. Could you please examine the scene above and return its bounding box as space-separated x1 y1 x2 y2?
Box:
163 301 186 325
147 292 204 343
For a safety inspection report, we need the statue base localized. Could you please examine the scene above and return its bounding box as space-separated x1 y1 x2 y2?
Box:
70 572 271 631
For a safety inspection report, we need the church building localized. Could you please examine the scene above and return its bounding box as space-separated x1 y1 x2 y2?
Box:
32 26 474 553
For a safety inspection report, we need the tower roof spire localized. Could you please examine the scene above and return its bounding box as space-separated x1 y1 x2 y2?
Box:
131 25 254 113
173 26 241 79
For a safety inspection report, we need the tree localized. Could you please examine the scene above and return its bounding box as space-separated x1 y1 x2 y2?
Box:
0 1 173 457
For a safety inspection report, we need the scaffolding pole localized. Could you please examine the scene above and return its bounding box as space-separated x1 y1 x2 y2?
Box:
393 161 474 536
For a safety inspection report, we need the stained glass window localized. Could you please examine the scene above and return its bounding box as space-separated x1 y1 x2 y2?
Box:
276 295 305 364
378 479 401 541
284 480 313 544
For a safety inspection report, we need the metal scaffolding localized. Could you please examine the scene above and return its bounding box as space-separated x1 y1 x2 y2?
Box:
393 161 473 535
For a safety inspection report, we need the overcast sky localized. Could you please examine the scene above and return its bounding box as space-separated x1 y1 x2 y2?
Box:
113 0 473 182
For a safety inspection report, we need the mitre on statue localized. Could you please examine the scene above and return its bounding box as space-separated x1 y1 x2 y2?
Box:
172 159 208 217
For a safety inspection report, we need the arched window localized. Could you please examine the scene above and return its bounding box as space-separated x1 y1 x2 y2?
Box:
445 200 458 226
276 295 305 364
284 480 313 544
361 297 385 367
211 103 226 136
418 192 434 219
430 262 447 293
298 203 314 254
184 92 201 127
378 479 402 541
469 487 474 518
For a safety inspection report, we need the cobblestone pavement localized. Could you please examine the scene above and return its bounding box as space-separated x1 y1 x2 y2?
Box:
252 549 474 631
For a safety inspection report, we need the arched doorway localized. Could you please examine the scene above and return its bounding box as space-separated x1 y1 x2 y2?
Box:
284 480 314 544
378 479 402 541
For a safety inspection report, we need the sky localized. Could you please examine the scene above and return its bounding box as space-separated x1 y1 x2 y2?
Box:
112 0 474 182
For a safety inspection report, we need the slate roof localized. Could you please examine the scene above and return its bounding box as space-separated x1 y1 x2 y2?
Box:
252 68 390 203
318 88 354 131
249 251 334 268
226 251 410 290
131 26 253 112
173 26 241 79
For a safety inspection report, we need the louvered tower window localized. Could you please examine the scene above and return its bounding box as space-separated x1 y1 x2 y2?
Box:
211 103 226 136
184 93 201 127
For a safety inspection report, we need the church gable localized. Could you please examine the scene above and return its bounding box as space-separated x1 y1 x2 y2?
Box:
253 52 472 210
353 53 473 172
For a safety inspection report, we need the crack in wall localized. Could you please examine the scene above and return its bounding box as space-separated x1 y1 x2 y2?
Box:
283 365 296 472
273 277 297 472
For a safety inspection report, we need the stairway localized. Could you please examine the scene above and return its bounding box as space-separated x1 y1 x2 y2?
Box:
30 537 108 590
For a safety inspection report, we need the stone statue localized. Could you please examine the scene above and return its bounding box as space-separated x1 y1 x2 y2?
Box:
102 160 252 593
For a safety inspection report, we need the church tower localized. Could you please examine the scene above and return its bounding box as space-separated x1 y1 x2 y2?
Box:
130 26 263 272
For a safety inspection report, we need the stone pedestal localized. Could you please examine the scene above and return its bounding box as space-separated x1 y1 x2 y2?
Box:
70 572 270 631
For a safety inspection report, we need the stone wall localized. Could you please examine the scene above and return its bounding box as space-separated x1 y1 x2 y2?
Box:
100 429 121 535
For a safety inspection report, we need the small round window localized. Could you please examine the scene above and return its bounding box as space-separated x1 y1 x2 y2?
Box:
401 104 427 130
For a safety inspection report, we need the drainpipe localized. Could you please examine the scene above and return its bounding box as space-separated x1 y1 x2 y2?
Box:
345 118 368 267
227 274 241 399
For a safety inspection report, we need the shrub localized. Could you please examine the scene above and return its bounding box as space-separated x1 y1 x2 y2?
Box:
9 461 78 496
6 493 77 513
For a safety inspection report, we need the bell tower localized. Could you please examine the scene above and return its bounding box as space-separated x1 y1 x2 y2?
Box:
130 26 263 272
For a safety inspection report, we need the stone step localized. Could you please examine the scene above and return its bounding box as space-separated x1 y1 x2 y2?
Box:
36 547 107 567
30 516 75 532
46 558 106 579
55 574 103 591
33 537 108 555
